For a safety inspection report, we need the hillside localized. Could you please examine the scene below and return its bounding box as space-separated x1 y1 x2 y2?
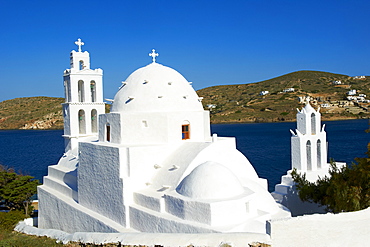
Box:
0 97 65 130
197 70 370 123
0 71 369 129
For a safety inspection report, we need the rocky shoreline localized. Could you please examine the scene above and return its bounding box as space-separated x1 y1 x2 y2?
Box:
19 111 63 130
210 115 366 125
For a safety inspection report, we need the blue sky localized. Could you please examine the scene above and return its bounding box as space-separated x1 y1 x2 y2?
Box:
0 0 369 102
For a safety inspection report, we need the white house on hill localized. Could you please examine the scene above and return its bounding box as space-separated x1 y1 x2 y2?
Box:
38 40 290 235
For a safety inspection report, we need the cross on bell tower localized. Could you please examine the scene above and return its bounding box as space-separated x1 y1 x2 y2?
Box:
149 49 159 63
70 39 90 71
75 38 84 52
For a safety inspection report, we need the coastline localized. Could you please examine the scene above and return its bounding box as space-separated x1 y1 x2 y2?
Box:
210 115 367 125
0 116 367 130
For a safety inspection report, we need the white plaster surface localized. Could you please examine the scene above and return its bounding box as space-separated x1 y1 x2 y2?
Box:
269 207 370 247
111 62 203 113
176 161 244 199
17 206 370 246
16 218 271 246
38 185 133 233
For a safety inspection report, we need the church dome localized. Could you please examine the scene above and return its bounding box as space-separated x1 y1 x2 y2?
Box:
111 62 204 113
176 161 245 200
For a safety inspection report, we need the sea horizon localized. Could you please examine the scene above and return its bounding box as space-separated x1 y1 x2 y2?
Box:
0 118 368 192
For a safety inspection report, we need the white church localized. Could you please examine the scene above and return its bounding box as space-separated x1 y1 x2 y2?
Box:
37 39 290 234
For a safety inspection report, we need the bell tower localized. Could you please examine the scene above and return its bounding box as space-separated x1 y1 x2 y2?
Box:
290 100 328 171
62 38 105 152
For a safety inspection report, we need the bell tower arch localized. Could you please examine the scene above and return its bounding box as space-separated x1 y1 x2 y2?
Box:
62 38 106 152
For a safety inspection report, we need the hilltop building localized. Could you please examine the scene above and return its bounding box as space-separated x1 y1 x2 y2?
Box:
353 75 366 80
38 40 289 234
347 89 357 96
272 101 345 216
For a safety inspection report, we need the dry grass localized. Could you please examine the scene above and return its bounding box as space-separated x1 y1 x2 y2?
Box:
197 70 370 123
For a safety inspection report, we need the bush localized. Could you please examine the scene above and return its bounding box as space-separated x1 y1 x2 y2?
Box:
0 211 26 232
0 165 40 216
292 143 370 213
0 232 64 246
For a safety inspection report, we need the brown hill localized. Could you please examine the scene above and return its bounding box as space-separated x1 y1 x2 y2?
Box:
0 97 65 130
197 70 370 123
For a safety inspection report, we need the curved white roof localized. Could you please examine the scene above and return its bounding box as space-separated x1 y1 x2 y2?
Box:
176 161 245 200
111 63 204 113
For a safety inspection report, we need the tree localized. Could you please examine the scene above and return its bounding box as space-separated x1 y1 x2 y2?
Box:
291 143 370 213
0 165 39 216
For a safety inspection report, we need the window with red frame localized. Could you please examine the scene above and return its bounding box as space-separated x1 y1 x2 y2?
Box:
182 124 190 140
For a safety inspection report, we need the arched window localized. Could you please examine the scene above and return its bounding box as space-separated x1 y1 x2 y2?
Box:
91 109 97 133
79 60 84 70
64 80 69 102
90 81 96 102
311 113 316 135
182 123 190 140
78 110 86 134
106 123 111 142
78 80 85 102
306 140 312 170
317 139 321 169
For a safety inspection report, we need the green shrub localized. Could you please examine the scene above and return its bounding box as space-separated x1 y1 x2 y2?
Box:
0 232 64 246
0 165 40 216
0 211 26 232
292 143 370 213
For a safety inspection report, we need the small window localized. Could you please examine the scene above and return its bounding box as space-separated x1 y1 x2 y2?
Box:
78 80 85 102
91 109 97 133
78 110 86 134
182 124 190 140
306 140 312 170
311 113 316 135
317 139 322 169
106 123 111 142
79 60 84 70
90 81 96 102
64 80 69 102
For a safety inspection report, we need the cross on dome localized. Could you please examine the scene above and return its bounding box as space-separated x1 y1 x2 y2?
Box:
149 49 159 63
75 38 84 52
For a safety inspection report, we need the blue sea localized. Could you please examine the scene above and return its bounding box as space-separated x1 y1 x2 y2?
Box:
0 119 368 191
